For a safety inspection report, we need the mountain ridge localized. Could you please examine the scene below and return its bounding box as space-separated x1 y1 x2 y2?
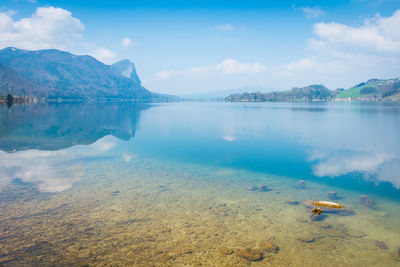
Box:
0 47 175 102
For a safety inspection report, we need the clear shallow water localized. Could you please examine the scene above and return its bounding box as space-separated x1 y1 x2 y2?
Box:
0 102 399 266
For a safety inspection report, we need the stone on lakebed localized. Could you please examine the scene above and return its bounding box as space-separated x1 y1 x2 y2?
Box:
233 248 263 261
259 241 279 254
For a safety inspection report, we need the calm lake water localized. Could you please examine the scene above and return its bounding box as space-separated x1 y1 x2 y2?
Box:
0 102 399 266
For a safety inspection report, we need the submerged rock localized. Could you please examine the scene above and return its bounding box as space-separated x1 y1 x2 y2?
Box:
326 228 347 238
359 195 374 208
218 247 233 255
296 235 315 243
395 247 400 261
297 180 306 189
347 230 366 238
315 222 332 229
375 241 388 250
286 200 299 205
259 241 279 254
234 248 263 261
310 213 327 221
328 190 337 200
258 185 271 192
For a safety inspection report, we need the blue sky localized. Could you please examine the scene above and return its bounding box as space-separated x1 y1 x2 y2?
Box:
1 0 400 94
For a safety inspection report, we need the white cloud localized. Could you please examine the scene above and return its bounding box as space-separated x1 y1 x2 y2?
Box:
0 6 118 64
121 37 136 48
0 6 84 51
273 10 400 87
215 24 235 31
156 59 266 80
89 48 117 64
301 7 324 19
313 10 400 54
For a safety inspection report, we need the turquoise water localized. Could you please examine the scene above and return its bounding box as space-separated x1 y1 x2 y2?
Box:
0 102 399 266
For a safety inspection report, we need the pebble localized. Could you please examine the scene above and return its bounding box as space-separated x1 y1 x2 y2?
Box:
394 247 400 261
297 180 306 189
286 200 299 205
375 241 388 250
218 247 233 255
347 230 366 238
234 248 263 261
258 185 271 192
315 222 332 229
326 228 347 238
296 235 315 243
359 195 374 208
259 241 279 254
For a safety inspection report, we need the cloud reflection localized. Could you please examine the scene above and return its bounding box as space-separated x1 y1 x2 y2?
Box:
0 136 118 192
310 150 400 189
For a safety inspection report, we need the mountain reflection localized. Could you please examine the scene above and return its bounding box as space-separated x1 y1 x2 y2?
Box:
0 103 148 192
0 103 148 152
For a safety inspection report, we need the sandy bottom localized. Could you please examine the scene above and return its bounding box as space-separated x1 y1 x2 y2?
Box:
0 155 399 266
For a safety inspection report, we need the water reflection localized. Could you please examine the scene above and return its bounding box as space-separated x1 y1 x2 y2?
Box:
309 150 400 189
0 103 147 192
0 103 147 152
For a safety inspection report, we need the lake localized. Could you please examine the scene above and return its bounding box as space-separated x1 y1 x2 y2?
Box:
0 101 399 266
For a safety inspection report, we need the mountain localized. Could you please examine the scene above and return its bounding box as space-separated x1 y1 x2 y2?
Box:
336 78 400 100
111 59 141 85
0 62 46 97
0 47 160 101
180 85 269 100
225 84 334 102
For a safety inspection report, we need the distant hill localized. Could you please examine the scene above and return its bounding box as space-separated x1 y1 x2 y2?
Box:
225 84 334 102
336 78 400 100
180 85 269 100
0 47 175 102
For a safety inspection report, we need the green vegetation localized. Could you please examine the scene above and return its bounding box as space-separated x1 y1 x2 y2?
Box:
225 85 334 102
336 79 400 99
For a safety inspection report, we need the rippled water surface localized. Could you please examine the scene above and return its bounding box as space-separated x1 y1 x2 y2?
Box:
0 102 399 266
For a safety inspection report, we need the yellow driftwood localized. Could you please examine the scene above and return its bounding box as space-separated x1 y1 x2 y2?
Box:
313 201 344 209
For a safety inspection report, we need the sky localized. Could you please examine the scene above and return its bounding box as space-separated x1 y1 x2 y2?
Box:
0 0 399 95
